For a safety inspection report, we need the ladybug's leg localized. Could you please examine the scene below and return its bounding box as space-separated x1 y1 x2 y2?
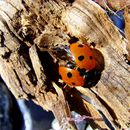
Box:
58 79 70 89
63 84 68 89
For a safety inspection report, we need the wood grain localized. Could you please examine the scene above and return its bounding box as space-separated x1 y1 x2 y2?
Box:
0 0 129 129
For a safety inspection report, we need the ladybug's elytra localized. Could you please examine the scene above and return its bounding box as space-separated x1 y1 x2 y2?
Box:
59 66 85 86
59 42 96 87
70 42 96 71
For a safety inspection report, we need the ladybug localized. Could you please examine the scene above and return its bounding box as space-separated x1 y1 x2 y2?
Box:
69 42 96 71
59 66 85 86
59 42 96 87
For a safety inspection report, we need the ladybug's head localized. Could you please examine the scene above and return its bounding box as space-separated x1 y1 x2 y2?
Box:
66 61 76 69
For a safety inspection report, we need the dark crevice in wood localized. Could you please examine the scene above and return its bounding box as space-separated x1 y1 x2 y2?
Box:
0 30 5 47
0 15 23 45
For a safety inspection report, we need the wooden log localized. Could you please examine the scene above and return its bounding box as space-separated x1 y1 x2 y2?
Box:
0 0 129 129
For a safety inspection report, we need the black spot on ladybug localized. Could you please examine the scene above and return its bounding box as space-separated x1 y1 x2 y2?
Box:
67 72 72 78
78 68 86 72
72 82 76 85
78 55 84 61
90 56 93 60
78 44 84 47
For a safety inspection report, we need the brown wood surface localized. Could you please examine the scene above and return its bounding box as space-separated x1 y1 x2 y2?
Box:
0 0 129 130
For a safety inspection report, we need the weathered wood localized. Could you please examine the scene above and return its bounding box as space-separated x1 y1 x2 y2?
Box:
0 0 129 129
0 1 76 129
62 0 130 129
94 0 130 10
124 7 130 58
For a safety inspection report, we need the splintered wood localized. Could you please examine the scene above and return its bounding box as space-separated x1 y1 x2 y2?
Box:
124 7 130 57
94 0 130 10
0 0 129 130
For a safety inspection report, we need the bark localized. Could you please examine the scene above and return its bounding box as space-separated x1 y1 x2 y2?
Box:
0 0 129 130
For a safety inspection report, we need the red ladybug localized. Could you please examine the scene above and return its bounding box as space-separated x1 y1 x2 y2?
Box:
59 66 85 86
59 42 96 87
70 42 96 71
